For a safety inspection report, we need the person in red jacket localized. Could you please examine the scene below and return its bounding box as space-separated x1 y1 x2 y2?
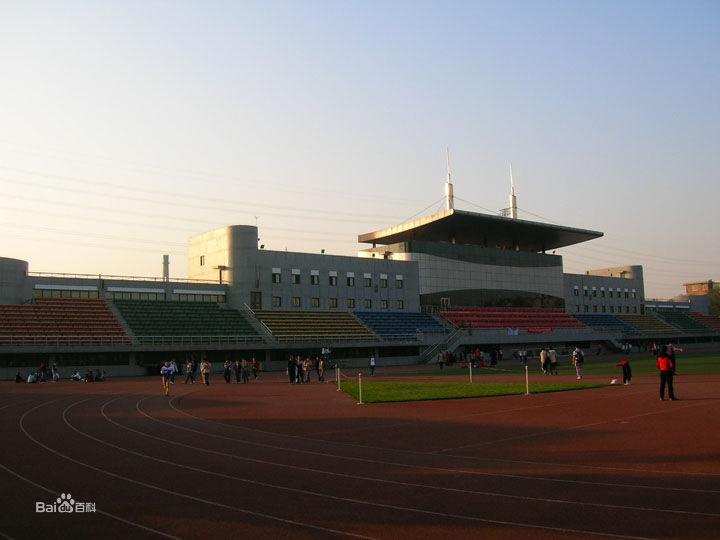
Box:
616 358 632 385
656 345 678 401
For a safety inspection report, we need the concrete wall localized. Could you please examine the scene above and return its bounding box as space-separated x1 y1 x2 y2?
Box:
0 257 31 304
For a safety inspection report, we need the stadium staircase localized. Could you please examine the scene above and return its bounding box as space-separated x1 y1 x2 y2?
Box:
112 300 261 344
0 298 131 346
253 310 378 342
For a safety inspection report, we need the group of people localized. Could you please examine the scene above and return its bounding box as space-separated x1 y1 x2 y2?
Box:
539 346 559 375
16 363 105 383
222 358 259 384
287 355 326 384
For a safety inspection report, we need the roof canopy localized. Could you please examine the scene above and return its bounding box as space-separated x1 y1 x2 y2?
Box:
358 209 602 252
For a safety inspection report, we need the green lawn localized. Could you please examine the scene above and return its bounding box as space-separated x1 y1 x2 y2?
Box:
401 351 720 378
340 380 607 403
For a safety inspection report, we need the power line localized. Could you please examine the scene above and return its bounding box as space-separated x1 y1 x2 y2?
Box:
453 196 498 215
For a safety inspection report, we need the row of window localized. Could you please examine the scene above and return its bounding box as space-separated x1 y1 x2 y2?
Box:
32 289 226 303
573 288 637 299
272 272 403 289
272 297 404 310
575 304 638 314
33 290 99 299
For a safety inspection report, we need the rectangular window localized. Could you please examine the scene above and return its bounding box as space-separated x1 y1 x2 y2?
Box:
200 255 205 266
380 278 388 288
583 289 588 297
329 275 337 286
584 305 589 312
601 290 606 297
592 289 597 297
310 274 319 285
625 292 629 299
397 299 404 310
626 306 630 313
311 297 320 308
272 296 282 308
291 297 301 307
592 305 598 312
347 298 355 309
329 298 338 308
364 277 372 287
292 274 301 285
272 272 281 284
602 305 606 312
364 299 372 309
347 277 355 287
573 289 579 296
609 291 613 298
632 291 637 299
610 306 615 313
633 306 637 313
380 300 388 310
396 278 404 289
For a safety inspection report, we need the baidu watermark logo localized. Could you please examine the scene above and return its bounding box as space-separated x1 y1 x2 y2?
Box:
36 493 96 514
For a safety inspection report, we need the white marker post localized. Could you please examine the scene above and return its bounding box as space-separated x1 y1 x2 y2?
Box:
358 372 363 405
525 365 530 395
336 365 341 391
469 361 473 383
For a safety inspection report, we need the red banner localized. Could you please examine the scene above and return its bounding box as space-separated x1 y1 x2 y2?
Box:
527 327 553 334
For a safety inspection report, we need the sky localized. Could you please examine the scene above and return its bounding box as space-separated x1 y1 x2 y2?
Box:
0 0 718 299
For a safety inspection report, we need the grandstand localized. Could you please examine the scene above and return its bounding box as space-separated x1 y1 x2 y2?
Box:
253 310 377 342
574 314 637 335
617 314 679 336
0 298 130 345
440 307 586 330
687 312 720 332
113 300 260 342
354 311 447 337
654 310 714 334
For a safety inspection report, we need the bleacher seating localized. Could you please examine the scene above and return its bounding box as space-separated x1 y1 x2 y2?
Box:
617 314 679 336
254 310 377 341
686 312 720 332
654 310 714 334
113 300 259 337
354 311 447 336
0 298 130 345
440 307 586 329
574 314 637 334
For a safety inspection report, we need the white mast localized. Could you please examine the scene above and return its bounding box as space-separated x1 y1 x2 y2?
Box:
509 162 518 219
445 147 454 211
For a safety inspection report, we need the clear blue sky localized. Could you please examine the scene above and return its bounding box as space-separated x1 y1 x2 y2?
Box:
0 0 718 298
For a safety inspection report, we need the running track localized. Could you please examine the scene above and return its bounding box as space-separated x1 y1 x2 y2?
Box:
1 371 718 540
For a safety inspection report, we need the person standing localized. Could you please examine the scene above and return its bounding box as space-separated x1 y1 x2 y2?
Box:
317 356 325 382
539 348 548 374
232 359 241 383
369 355 376 376
548 346 558 375
657 346 678 400
200 357 211 386
287 355 296 384
572 346 584 380
184 358 195 384
251 357 259 379
223 359 232 383
616 358 632 385
241 358 250 383
169 358 178 384
160 361 173 396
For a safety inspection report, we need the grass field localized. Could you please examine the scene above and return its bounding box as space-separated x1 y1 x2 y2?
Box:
340 380 607 403
398 351 720 378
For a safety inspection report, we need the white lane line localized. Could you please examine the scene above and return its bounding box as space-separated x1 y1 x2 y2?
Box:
164 394 720 495
2 399 181 540
23 397 376 540
102 394 719 519
64 396 657 540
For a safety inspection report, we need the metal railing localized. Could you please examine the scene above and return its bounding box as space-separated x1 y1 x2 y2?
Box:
0 336 132 346
135 335 264 345
29 272 225 285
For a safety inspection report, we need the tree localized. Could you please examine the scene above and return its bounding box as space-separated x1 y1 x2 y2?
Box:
709 288 720 317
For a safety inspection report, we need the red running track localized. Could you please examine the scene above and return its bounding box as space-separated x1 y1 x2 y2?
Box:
0 370 719 540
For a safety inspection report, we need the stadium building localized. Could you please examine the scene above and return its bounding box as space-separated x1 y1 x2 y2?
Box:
2 175 719 379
